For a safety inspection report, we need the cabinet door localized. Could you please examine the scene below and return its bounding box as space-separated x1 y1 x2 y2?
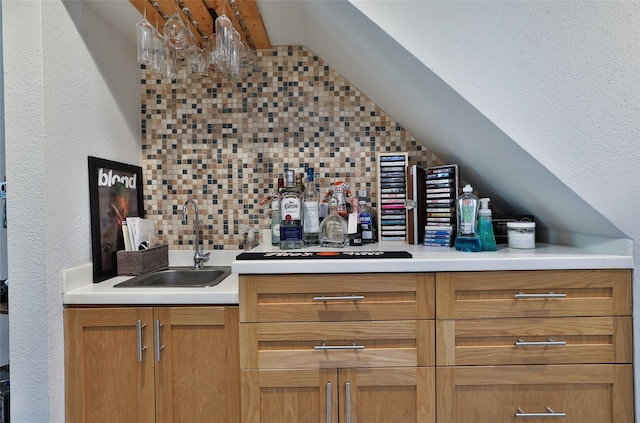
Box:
241 368 337 423
437 365 634 423
65 307 155 423
155 306 240 423
340 367 435 423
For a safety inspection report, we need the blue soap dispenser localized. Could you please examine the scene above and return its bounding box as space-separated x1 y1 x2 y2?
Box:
478 197 497 251
454 184 482 252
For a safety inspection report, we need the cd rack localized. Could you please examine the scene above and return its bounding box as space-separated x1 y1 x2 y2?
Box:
376 152 408 241
424 164 458 247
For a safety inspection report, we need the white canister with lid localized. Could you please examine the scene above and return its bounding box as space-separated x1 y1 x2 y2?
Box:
506 221 536 249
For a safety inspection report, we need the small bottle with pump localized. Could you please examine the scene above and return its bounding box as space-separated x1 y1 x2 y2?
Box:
478 198 497 251
454 184 482 252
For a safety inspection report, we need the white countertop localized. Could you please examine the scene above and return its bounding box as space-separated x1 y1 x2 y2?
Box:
232 242 633 274
63 242 633 305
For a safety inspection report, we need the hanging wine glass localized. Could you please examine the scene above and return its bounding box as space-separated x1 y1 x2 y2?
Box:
199 36 212 78
215 12 233 62
179 7 199 61
150 2 165 74
136 0 154 65
229 29 244 77
163 0 189 51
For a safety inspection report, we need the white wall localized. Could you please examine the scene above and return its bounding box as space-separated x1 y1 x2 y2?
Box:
2 0 140 420
348 0 640 416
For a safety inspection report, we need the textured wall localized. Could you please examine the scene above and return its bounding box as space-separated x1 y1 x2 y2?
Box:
141 46 443 249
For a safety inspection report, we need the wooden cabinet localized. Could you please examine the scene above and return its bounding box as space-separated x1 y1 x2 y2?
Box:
239 273 436 422
435 269 633 423
65 305 240 423
242 367 434 423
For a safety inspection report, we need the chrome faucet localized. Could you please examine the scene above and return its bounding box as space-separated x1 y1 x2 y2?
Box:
182 199 210 270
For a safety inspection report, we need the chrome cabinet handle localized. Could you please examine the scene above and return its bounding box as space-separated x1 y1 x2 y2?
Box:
516 406 566 418
514 291 567 299
136 320 147 363
515 338 567 347
154 319 165 362
326 382 332 423
313 295 365 301
345 381 351 423
314 342 365 351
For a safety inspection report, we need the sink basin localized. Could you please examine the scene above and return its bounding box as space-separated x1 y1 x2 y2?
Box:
114 266 231 288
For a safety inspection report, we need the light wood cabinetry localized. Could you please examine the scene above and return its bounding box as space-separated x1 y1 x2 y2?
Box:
239 273 436 422
435 269 633 423
65 305 240 423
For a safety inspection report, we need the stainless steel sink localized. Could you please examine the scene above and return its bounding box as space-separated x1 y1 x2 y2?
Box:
114 266 231 288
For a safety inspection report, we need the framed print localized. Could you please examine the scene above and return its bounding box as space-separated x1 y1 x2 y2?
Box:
88 156 144 282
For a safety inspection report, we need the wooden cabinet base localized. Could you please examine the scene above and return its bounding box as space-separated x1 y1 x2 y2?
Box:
65 306 240 423
241 367 435 423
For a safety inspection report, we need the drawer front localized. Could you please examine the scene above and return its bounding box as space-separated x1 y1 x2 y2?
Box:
436 316 632 366
240 320 434 369
437 365 634 423
240 273 434 323
436 270 631 319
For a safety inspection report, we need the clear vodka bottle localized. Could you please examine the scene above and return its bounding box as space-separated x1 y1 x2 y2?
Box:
303 168 319 245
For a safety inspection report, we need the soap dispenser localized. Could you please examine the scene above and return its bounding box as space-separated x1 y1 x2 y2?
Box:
454 184 482 252
478 198 497 251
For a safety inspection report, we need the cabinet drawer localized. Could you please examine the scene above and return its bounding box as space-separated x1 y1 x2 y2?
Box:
240 320 434 369
436 270 631 319
240 273 434 323
437 365 634 423
436 316 632 366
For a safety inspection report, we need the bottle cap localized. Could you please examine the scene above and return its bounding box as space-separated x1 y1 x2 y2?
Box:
463 184 473 193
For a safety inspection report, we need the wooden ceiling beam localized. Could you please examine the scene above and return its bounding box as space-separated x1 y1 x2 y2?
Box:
129 0 270 50
235 0 270 49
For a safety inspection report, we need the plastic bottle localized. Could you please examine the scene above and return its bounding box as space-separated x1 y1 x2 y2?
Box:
454 184 481 252
478 198 497 251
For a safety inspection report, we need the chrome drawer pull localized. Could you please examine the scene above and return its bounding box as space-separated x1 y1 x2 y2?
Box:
154 319 165 362
515 406 566 418
515 338 567 347
326 382 332 423
136 320 147 363
345 381 351 423
314 342 365 351
313 295 365 301
514 291 567 299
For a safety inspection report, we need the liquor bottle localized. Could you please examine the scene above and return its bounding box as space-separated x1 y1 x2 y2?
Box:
271 198 280 246
303 168 319 245
357 189 374 244
267 177 285 246
318 198 348 248
348 197 363 246
279 170 304 249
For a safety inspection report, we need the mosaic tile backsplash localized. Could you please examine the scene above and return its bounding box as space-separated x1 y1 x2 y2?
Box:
141 46 444 249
